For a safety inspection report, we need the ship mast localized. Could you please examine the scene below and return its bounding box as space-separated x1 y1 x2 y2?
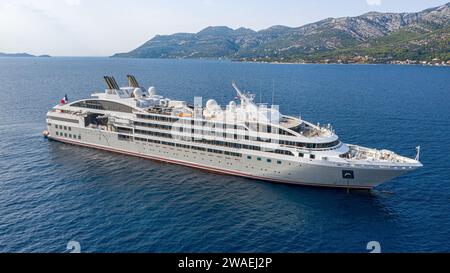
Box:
232 81 255 108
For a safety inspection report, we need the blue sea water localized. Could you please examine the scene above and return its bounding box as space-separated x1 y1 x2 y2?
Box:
0 57 449 253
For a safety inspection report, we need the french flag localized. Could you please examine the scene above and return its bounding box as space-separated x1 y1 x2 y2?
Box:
60 94 68 104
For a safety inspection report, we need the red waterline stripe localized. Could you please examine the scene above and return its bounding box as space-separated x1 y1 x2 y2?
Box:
49 137 372 190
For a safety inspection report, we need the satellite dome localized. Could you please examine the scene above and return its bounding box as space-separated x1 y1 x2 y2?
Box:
148 86 157 97
206 99 220 112
133 88 145 99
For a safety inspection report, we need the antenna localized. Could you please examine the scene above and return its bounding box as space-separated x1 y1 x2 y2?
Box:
259 79 262 104
272 79 275 106
232 81 255 106
232 80 244 98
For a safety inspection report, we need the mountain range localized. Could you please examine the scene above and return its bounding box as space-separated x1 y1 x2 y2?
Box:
113 3 450 64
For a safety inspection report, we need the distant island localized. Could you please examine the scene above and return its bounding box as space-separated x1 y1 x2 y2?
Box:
0 52 51 58
113 3 450 65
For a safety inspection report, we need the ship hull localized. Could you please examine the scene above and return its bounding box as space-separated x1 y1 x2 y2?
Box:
47 126 414 190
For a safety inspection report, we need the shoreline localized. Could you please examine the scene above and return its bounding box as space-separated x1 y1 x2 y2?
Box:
3 55 450 67
233 59 450 67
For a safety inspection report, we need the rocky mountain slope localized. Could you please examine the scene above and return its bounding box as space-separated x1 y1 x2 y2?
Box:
113 3 450 63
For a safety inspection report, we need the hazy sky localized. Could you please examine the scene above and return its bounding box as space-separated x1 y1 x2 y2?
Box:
0 0 448 56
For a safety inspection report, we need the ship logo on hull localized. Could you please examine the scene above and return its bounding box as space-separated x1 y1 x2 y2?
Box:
342 170 355 179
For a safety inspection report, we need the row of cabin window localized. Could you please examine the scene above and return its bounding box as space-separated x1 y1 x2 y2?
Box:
116 127 133 133
137 115 297 135
244 122 296 136
135 123 293 151
135 119 248 132
136 118 291 136
134 137 242 157
137 114 297 137
135 129 172 139
118 135 132 141
55 131 81 140
135 135 284 163
55 124 71 131
136 114 179 123
198 139 295 157
249 152 316 160
299 153 316 159
134 121 339 149
135 128 295 156
247 156 282 165
135 122 172 131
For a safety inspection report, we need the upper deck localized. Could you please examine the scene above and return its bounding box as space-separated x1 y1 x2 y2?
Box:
54 75 339 147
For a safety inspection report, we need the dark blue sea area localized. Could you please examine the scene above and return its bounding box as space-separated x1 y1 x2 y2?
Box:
0 57 449 252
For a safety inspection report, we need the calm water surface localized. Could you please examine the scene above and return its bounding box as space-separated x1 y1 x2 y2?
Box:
0 57 449 252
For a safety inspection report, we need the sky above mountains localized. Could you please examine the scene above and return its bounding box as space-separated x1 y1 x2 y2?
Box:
0 0 448 56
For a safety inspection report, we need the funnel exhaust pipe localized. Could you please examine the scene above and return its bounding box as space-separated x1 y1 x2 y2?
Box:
109 76 120 90
127 75 140 88
103 76 114 90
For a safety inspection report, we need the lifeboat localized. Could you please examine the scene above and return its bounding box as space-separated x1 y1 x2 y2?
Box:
178 113 193 118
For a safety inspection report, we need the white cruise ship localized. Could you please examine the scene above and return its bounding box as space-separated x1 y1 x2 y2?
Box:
44 75 423 190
